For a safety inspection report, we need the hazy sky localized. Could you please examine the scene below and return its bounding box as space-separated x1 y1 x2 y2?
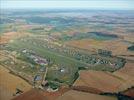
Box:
1 0 134 10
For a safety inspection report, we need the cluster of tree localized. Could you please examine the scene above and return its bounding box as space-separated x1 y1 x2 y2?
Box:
20 37 125 70
45 81 60 90
115 57 126 68
128 45 134 51
101 92 133 100
38 40 125 69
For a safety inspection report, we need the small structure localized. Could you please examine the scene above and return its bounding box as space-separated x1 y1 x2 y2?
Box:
98 49 112 57
26 53 48 66
22 49 27 53
34 75 42 81
60 69 65 73
40 67 45 72
33 75 42 88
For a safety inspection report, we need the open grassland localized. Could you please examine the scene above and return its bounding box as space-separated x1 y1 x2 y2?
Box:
2 39 79 87
5 38 84 85
5 35 125 85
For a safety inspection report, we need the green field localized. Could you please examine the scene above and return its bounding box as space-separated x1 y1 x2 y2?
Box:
4 34 125 86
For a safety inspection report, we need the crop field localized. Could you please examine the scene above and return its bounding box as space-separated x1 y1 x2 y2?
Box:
56 90 117 100
73 69 134 93
65 39 134 56
0 9 134 100
0 65 32 100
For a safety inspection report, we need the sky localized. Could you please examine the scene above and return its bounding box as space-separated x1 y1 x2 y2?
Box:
1 0 134 10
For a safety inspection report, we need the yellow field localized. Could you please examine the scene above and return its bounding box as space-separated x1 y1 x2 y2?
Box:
0 65 32 100
65 39 134 56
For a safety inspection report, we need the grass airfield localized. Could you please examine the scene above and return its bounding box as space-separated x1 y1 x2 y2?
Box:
0 10 134 100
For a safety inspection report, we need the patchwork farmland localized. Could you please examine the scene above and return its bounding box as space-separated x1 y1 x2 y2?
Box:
0 9 134 100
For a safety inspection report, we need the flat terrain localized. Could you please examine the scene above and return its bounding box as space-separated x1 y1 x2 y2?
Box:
12 89 46 100
113 62 134 91
73 62 134 93
0 32 29 44
56 90 117 100
122 87 134 97
73 70 123 93
0 9 134 100
65 39 134 56
0 65 32 100
43 87 70 100
113 62 134 77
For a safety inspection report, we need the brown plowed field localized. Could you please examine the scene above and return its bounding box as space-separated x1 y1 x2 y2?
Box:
43 87 70 100
0 65 32 100
12 89 46 100
56 90 117 100
74 64 134 93
113 62 134 91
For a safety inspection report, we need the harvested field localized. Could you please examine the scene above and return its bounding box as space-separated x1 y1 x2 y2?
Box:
43 87 70 100
56 90 117 100
0 32 29 44
73 70 133 93
113 62 134 91
0 65 32 100
12 89 46 100
12 87 70 100
71 86 103 94
65 39 134 56
113 62 134 77
0 86 13 100
124 35 134 43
